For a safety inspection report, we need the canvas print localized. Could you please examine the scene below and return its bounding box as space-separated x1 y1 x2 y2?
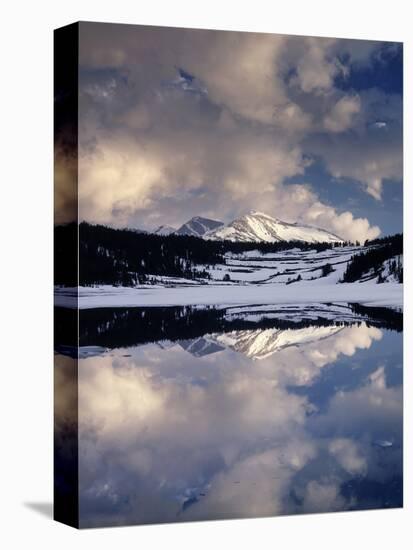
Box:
54 22 403 528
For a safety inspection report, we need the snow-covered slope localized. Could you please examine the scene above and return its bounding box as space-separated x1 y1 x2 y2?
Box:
213 325 343 360
154 225 176 236
153 211 342 242
205 211 343 244
176 216 224 237
172 325 343 360
356 254 403 284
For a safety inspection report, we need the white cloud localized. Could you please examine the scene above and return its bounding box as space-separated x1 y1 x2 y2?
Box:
68 25 403 239
324 95 361 133
373 121 387 129
78 126 381 241
293 37 342 94
301 479 345 513
265 322 382 387
309 89 402 200
329 438 367 475
302 197 381 242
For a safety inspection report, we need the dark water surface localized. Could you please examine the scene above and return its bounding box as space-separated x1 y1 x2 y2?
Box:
55 303 403 527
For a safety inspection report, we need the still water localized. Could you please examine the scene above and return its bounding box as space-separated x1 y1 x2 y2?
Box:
59 303 403 527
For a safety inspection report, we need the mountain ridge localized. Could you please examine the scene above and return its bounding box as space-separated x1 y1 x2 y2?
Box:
204 210 344 244
150 211 343 243
153 224 176 236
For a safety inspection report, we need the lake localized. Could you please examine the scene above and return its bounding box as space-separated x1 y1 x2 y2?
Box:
55 303 403 527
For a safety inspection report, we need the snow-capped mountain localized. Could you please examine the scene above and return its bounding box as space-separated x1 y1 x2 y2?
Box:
154 224 176 236
151 211 342 243
204 211 343 244
214 325 343 360
176 216 224 237
177 325 343 361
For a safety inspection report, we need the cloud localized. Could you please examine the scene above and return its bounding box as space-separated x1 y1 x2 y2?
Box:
185 441 317 520
78 128 381 241
262 322 382 387
299 195 380 242
65 24 403 240
308 89 402 200
323 95 361 133
311 365 402 440
78 345 311 525
328 438 367 475
292 37 344 95
300 479 346 513
372 121 387 129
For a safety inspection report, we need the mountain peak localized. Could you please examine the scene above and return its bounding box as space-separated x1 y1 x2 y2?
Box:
152 211 343 243
205 211 343 244
153 224 176 236
248 209 275 218
175 216 224 237
247 210 283 223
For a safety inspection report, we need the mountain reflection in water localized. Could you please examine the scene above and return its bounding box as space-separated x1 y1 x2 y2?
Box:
55 302 402 527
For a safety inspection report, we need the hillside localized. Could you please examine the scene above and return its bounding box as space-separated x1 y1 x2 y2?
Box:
341 234 403 283
55 222 347 287
54 222 402 290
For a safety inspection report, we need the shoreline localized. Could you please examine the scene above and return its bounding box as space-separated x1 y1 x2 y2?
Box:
54 282 403 310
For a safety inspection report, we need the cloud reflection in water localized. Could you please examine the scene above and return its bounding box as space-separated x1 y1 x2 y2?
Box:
77 319 402 527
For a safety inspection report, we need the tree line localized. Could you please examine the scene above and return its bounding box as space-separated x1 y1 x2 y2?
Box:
55 222 351 287
341 233 403 283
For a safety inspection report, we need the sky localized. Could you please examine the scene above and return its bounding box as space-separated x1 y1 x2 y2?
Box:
66 23 403 241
